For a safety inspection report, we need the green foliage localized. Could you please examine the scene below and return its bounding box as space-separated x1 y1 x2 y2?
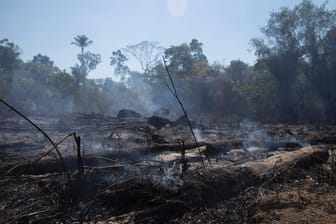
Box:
71 35 101 86
54 70 76 97
225 60 249 84
110 50 129 81
0 39 21 98
78 52 101 73
163 39 210 82
164 43 193 79
8 54 77 114
0 39 21 73
25 54 60 84
251 0 336 121
71 35 93 55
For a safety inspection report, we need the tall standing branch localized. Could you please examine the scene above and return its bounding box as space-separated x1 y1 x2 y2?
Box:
162 58 212 168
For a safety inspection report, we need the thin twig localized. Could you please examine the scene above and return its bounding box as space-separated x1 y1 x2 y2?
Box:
74 133 84 180
0 98 71 182
162 58 212 168
8 209 50 224
6 133 75 177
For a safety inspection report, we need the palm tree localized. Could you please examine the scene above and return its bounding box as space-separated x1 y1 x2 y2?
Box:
71 35 93 58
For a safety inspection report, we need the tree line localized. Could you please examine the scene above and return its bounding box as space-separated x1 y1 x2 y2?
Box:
1 0 335 122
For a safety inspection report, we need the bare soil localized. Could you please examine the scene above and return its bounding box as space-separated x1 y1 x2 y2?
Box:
0 113 335 223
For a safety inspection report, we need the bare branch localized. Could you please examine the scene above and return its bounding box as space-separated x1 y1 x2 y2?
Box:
162 58 212 168
0 98 71 182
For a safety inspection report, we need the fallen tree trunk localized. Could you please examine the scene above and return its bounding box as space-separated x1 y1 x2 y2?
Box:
238 146 328 177
181 146 329 206
145 139 302 154
146 136 335 154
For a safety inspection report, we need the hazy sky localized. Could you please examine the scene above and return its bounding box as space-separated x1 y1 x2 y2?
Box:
1 0 335 79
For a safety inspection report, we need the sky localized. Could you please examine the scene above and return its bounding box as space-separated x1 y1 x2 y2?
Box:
1 0 335 79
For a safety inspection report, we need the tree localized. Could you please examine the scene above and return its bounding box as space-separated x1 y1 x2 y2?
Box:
0 39 21 72
80 52 101 74
71 64 86 86
208 61 225 78
250 0 336 121
189 39 206 60
250 6 301 82
110 50 129 82
225 60 249 84
124 41 164 75
163 39 209 80
53 70 75 96
0 39 21 98
158 39 212 114
71 35 101 85
323 27 336 76
71 35 93 60
25 54 60 84
164 43 193 79
110 41 164 110
296 1 335 67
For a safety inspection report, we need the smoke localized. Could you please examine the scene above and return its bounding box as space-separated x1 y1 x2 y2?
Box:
236 119 310 151
152 162 184 190
246 146 268 153
126 73 161 115
88 142 113 152
0 58 221 118
193 128 203 142
235 120 267 148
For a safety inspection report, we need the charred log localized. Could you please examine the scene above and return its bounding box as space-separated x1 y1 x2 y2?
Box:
117 109 143 120
147 116 173 129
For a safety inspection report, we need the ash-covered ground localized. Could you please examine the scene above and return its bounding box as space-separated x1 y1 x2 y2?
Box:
1 112 336 223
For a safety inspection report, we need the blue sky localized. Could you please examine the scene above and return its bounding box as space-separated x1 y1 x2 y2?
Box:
1 0 335 79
